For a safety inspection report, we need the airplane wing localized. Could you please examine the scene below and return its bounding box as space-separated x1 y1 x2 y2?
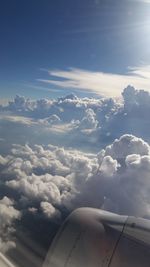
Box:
43 208 150 267
0 252 16 267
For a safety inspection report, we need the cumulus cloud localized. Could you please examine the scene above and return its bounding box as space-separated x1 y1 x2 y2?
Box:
6 95 36 113
0 197 21 253
77 108 98 131
122 85 150 111
2 85 150 153
39 115 61 126
0 134 150 223
1 87 150 216
1 131 150 267
1 85 150 265
105 134 150 160
40 202 61 219
1 86 150 157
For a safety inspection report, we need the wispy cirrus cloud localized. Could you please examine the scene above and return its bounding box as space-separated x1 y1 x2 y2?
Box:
26 84 62 93
37 65 150 97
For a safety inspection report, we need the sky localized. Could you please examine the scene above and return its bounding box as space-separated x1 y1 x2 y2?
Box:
1 0 150 100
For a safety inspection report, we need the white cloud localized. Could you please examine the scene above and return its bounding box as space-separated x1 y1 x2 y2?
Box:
40 202 61 219
105 134 150 160
72 108 98 132
79 108 98 130
0 114 36 126
2 85 150 153
38 65 150 97
128 65 150 78
1 85 150 258
0 197 21 252
1 134 150 221
1 130 150 259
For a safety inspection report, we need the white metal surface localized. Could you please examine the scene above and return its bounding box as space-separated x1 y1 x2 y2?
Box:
43 208 127 267
43 208 150 267
0 252 16 267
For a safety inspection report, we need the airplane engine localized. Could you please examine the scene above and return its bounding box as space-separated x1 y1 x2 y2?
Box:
43 208 150 267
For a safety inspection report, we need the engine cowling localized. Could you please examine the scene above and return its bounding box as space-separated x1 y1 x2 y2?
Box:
43 208 150 267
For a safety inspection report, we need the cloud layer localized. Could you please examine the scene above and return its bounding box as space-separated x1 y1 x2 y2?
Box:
1 85 150 265
1 135 150 231
0 135 150 266
1 85 150 153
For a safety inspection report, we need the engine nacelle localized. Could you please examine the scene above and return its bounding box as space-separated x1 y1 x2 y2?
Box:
43 208 150 267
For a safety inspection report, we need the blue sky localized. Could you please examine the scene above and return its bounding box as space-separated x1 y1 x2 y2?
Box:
1 0 150 100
